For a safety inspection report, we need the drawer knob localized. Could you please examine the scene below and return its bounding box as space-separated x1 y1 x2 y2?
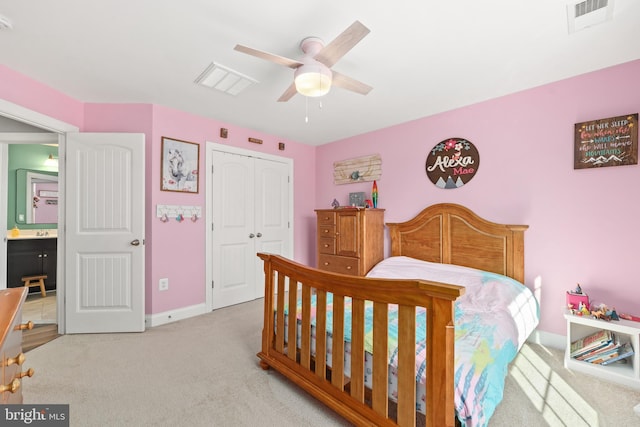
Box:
3 352 26 367
346 266 352 270
15 321 34 331
16 368 34 379
323 262 329 266
323 244 329 248
0 378 20 394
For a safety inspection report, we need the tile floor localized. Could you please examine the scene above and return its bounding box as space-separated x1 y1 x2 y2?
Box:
22 290 57 324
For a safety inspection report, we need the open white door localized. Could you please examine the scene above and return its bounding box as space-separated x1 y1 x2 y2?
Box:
65 132 145 333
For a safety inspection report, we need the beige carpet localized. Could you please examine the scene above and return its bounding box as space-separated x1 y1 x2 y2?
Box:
23 299 640 426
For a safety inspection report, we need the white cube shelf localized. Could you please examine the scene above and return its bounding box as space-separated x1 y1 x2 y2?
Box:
564 311 640 390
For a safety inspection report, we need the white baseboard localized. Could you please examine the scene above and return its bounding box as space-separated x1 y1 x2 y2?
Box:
528 329 566 350
145 303 208 328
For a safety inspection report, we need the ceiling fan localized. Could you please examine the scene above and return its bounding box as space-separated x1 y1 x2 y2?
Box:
234 20 372 102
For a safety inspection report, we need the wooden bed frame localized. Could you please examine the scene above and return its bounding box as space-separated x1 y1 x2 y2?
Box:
257 203 528 427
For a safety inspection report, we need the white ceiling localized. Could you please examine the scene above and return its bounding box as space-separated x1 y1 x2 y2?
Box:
1 1 639 146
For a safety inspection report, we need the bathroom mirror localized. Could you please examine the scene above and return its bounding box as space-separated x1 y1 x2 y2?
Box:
15 169 59 225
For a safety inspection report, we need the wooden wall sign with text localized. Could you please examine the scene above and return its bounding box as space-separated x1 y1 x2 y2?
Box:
574 113 638 169
425 137 479 189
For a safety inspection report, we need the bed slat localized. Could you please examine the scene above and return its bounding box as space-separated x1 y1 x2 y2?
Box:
286 278 297 360
276 273 286 353
332 295 345 391
350 297 366 402
397 304 417 427
372 301 389 416
315 290 327 378
301 284 312 368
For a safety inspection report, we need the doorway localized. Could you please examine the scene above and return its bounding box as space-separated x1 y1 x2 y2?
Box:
2 131 59 325
0 98 79 334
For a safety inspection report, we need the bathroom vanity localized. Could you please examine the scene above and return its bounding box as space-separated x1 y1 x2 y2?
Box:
6 234 57 292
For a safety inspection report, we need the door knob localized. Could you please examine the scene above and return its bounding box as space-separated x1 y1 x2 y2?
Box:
130 239 140 246
249 233 255 238
256 233 262 238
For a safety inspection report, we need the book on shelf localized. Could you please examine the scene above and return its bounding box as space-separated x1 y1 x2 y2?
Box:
601 343 635 366
570 329 613 358
575 337 618 361
586 344 624 364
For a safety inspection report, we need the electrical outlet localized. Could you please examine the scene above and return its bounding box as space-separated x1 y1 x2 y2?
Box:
159 278 169 291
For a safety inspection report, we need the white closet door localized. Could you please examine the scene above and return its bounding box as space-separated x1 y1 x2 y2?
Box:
210 150 290 308
211 151 255 309
253 158 290 298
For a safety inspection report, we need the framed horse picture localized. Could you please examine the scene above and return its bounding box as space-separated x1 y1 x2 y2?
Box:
161 137 200 193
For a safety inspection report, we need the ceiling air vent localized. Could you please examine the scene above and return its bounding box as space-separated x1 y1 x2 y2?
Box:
567 0 615 33
195 62 258 96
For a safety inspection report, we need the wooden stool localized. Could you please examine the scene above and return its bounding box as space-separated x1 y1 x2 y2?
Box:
21 275 47 297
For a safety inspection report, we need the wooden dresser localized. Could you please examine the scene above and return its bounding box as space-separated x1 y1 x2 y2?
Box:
315 208 385 276
0 287 33 403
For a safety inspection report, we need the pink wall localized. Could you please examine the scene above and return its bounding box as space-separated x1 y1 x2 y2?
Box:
0 65 84 127
316 59 640 337
83 103 317 313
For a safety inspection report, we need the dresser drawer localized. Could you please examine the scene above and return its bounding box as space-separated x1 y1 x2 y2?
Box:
318 255 360 276
317 211 336 226
318 237 335 254
1 330 25 404
0 288 29 404
318 225 335 237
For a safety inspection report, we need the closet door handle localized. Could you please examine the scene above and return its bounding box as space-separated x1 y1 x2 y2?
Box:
249 233 255 238
130 239 140 246
256 233 262 238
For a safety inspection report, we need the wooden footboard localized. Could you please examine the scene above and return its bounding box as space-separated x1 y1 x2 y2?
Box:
257 253 464 427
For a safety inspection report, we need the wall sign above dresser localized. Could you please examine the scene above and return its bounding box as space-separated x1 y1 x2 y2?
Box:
425 137 479 189
333 154 382 185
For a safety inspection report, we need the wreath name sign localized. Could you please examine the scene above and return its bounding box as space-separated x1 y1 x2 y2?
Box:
425 137 480 189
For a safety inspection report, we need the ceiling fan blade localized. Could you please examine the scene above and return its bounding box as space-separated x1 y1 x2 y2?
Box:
234 44 302 69
314 21 370 68
277 83 298 102
331 71 372 95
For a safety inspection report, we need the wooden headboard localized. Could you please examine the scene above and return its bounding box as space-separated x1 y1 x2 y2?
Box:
386 203 528 283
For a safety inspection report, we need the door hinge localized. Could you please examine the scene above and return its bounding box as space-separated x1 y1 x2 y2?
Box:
211 223 215 231
211 280 214 289
211 165 214 174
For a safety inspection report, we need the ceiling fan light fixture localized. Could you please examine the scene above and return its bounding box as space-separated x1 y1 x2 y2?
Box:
294 64 332 97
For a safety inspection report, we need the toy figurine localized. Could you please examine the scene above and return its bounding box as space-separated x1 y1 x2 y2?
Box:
579 302 590 316
574 283 582 294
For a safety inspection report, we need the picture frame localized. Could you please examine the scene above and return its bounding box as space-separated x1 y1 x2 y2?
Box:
161 136 200 193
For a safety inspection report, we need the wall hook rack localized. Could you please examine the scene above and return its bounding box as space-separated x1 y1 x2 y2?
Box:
156 205 201 223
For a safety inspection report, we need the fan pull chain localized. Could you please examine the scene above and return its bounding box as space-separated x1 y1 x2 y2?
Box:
305 96 309 123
